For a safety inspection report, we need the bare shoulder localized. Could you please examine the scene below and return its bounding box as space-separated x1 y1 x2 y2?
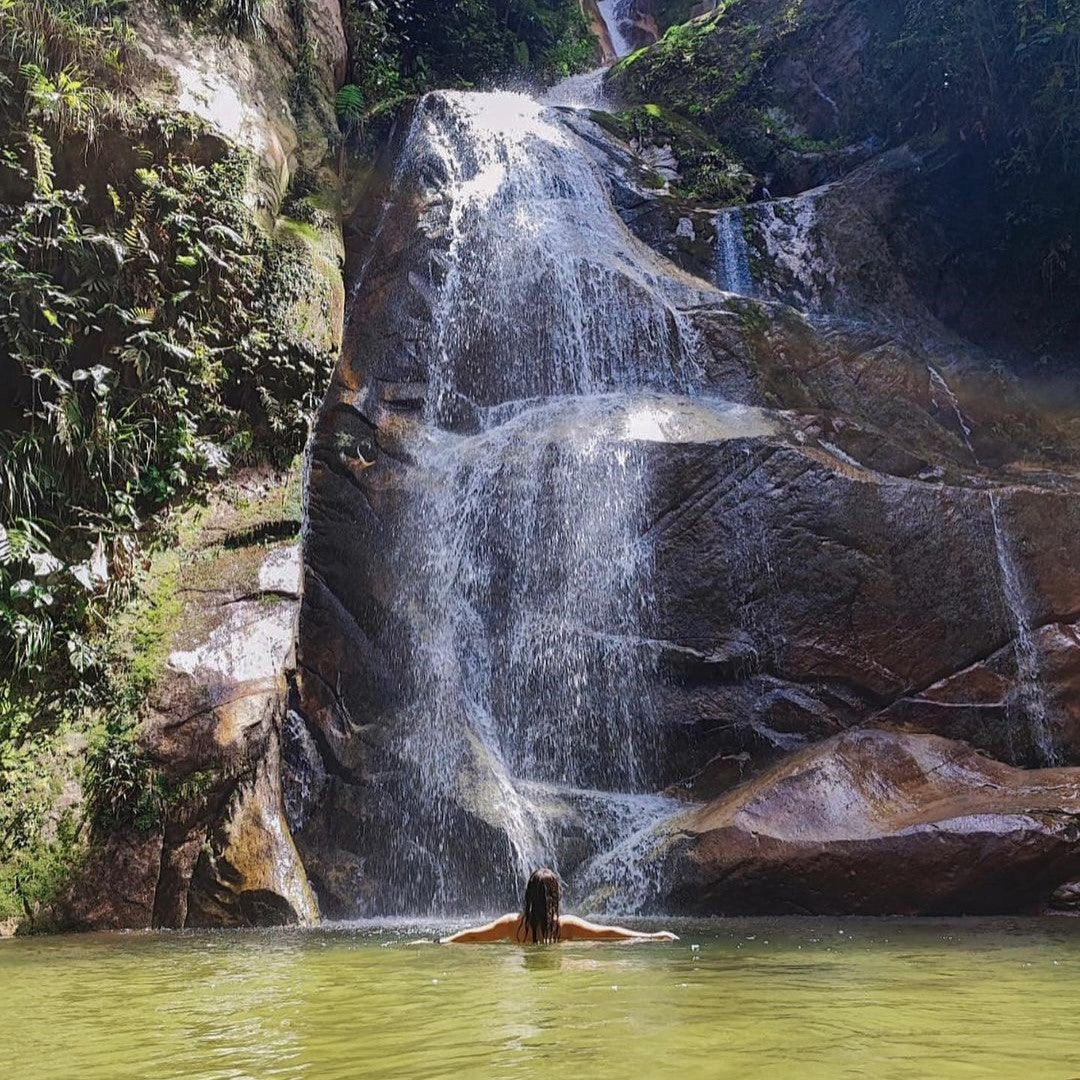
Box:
558 914 591 939
496 912 523 938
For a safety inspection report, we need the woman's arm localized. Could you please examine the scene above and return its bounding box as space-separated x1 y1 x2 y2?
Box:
439 913 521 944
560 915 678 942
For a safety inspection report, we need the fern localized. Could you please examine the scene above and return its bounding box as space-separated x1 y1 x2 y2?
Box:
335 83 364 125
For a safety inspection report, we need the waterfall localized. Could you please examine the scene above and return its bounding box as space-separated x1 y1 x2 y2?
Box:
714 206 755 296
986 493 1057 765
596 0 635 59
345 90 716 915
926 364 1056 765
544 0 635 107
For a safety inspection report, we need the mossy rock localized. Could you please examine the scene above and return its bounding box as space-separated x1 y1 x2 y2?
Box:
596 102 756 204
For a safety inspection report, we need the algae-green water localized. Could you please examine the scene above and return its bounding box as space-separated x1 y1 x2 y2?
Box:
3 918 1080 1079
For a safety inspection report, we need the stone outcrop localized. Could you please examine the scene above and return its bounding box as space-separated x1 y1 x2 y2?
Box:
664 730 1080 915
608 0 1080 367
56 472 318 930
134 0 347 216
37 0 346 932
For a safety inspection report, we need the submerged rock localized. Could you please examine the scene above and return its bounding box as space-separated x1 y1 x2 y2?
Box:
665 730 1080 915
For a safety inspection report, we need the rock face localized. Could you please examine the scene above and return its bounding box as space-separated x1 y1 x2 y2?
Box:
665 730 1080 915
291 77 1080 917
40 0 345 932
145 530 317 929
56 474 318 930
134 0 347 216
609 0 1080 366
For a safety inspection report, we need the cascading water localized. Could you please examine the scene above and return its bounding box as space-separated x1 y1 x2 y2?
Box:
926 363 1057 765
543 0 637 107
714 206 755 296
347 89 721 915
596 0 636 59
986 492 1058 765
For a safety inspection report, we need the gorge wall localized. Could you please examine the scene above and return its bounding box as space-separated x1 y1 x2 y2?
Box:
4 0 1079 930
1 0 345 931
285 0 1080 918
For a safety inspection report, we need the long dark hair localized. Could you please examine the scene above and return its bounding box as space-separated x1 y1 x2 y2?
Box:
518 868 561 943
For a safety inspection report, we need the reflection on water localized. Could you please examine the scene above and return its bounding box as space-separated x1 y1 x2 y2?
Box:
3 918 1080 1079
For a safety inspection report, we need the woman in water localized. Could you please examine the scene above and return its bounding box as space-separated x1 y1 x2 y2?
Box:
440 868 679 944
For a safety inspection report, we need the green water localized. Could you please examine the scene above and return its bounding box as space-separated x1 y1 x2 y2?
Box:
3 917 1080 1079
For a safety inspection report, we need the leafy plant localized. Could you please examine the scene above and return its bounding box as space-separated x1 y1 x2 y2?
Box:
82 719 161 833
1 0 334 696
335 83 364 127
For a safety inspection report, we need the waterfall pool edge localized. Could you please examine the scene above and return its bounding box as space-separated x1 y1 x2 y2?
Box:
3 915 1079 1080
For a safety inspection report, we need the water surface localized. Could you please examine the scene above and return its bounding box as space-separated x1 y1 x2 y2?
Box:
4 917 1079 1079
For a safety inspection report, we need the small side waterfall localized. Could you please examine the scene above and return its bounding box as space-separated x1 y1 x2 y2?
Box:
596 0 635 59
986 493 1058 765
926 363 1057 765
714 206 755 296
544 0 636 107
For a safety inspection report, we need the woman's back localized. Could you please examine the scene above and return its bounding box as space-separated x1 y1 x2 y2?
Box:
439 869 678 944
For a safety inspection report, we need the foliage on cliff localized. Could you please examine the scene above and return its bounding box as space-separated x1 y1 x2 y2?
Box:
592 102 755 203
1 2 332 674
611 0 1080 346
339 0 594 129
0 0 340 922
613 0 1080 192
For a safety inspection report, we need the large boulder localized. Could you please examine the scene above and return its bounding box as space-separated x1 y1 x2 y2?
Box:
664 729 1080 915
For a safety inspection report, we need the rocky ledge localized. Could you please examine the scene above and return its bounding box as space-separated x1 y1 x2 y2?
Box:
55 472 317 931
665 729 1080 916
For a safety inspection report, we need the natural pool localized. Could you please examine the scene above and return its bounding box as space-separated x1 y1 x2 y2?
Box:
3 917 1079 1079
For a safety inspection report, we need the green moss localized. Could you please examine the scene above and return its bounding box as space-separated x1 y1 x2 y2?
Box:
650 0 700 32
739 300 770 338
612 103 755 204
607 0 802 181
0 809 83 924
0 681 89 925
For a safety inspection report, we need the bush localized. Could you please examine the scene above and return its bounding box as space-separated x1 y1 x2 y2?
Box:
342 0 595 122
0 0 335 696
82 720 161 833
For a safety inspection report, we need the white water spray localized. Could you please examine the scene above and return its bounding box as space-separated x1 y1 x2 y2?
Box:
353 89 720 914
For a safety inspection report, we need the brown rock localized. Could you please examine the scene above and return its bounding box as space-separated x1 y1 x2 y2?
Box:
53 828 163 932
665 730 1080 915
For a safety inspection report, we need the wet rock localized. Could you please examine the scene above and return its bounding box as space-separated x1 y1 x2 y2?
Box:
52 828 164 932
1049 880 1080 911
873 620 1080 765
664 730 1080 915
57 474 318 931
294 89 1080 919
